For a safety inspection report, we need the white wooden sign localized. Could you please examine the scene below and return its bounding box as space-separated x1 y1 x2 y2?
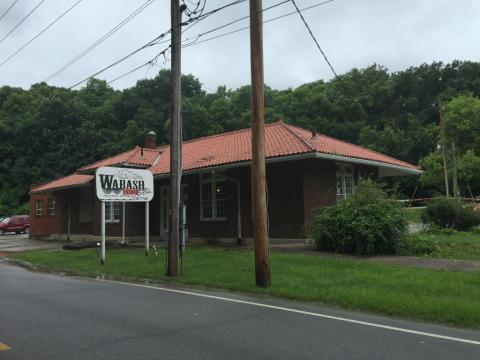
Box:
95 167 154 202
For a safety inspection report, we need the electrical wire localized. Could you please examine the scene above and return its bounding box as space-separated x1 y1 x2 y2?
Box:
0 0 47 46
182 0 335 49
69 32 171 89
45 0 154 83
69 0 246 88
105 0 334 86
0 0 84 68
0 0 19 23
290 0 338 78
160 0 290 45
107 46 170 85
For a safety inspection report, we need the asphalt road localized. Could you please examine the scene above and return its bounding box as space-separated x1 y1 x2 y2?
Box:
1 263 480 360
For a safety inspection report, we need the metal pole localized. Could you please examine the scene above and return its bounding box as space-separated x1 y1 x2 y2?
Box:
249 0 271 287
167 0 182 276
145 201 150 256
122 201 125 245
237 182 242 241
67 201 71 241
101 201 105 265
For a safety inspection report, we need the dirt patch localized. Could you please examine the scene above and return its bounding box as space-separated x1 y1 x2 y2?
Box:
271 244 480 272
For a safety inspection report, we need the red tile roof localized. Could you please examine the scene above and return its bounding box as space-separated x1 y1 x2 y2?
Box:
150 121 419 175
31 121 419 193
77 147 162 171
31 174 93 193
283 123 419 170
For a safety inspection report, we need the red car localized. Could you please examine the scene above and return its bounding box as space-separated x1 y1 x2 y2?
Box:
0 215 30 235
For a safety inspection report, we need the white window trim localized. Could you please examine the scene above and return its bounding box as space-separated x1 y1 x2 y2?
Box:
199 173 227 221
105 201 120 223
336 163 355 202
35 200 43 217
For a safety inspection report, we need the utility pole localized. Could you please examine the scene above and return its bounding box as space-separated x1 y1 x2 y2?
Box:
438 99 450 197
249 0 271 287
167 0 183 277
451 142 459 198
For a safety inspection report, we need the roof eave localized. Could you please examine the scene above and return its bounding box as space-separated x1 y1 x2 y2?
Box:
314 152 421 176
30 180 93 195
153 151 420 179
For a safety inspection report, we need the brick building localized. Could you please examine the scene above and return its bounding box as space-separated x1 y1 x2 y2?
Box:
29 121 420 244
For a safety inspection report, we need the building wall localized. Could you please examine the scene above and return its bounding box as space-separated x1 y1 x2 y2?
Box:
302 159 337 234
29 158 380 242
29 193 65 237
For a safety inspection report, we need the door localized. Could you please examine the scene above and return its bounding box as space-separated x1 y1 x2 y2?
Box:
160 186 169 240
159 185 188 241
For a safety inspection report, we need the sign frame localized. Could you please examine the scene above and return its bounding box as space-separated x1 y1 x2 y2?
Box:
95 167 154 264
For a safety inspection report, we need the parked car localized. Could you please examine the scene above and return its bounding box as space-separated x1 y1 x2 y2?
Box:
0 215 30 235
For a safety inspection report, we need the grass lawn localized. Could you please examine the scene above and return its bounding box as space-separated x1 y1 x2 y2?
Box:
404 207 424 223
403 231 480 261
11 247 480 329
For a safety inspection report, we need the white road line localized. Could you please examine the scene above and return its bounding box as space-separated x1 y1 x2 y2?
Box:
96 278 480 346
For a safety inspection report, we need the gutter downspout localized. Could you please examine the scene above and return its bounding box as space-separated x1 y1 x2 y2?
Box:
67 201 71 241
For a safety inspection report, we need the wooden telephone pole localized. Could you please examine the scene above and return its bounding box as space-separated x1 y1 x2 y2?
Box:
249 0 271 287
438 99 450 198
167 0 182 276
451 142 459 198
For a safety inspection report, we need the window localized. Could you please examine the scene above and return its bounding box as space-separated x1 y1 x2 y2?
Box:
105 202 120 223
200 173 227 220
336 163 355 202
35 200 43 217
48 198 56 216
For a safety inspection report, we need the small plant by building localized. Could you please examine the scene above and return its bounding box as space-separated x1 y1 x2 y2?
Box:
312 180 407 255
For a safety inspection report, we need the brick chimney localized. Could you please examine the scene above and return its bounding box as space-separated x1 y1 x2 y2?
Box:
144 131 157 149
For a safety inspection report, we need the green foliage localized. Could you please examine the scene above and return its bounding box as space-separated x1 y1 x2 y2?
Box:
422 198 480 230
312 181 407 255
395 234 439 256
397 231 480 261
2 61 480 213
444 94 480 154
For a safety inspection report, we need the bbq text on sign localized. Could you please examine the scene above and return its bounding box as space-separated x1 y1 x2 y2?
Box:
95 167 154 202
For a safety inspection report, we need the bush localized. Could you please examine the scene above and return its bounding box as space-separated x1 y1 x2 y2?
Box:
422 198 480 231
395 235 439 256
311 181 407 255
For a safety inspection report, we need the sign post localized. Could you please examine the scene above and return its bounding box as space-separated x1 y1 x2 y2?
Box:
145 201 150 256
95 167 154 264
101 201 106 265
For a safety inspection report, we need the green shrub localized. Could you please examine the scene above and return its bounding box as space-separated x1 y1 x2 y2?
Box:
422 198 480 231
311 181 407 255
395 235 439 256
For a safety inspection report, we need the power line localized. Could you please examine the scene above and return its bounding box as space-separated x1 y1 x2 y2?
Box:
0 0 19 23
290 0 338 78
108 47 170 85
0 0 84 68
0 0 46 46
161 0 290 46
45 0 154 83
182 0 335 49
107 0 334 85
70 0 245 89
68 33 171 89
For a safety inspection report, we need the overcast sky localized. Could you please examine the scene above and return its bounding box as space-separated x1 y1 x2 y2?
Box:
0 0 479 92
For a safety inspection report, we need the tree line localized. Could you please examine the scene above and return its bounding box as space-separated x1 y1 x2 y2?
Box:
1 60 479 215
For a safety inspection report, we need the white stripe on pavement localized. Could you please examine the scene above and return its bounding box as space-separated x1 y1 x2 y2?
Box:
95 278 480 346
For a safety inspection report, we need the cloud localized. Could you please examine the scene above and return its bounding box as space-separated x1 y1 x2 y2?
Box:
0 0 478 91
